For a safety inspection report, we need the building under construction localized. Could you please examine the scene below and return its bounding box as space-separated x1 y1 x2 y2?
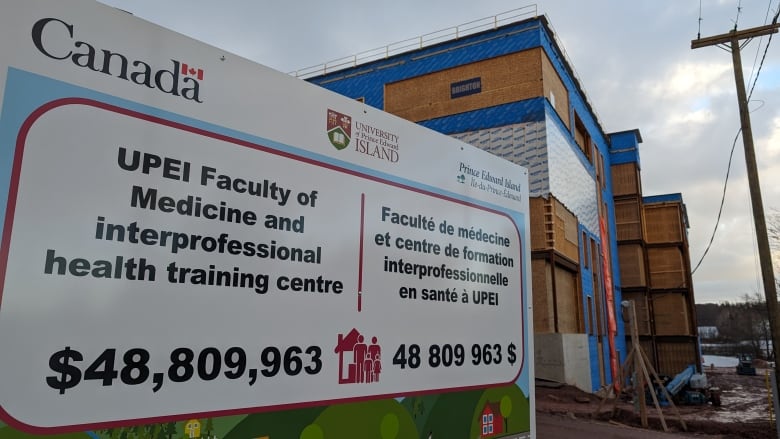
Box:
303 7 700 391
612 133 700 376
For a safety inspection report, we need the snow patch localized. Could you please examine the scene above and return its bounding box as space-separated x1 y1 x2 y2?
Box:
702 355 739 368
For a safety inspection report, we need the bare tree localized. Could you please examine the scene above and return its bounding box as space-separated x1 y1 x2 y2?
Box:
716 292 772 359
769 209 780 317
770 209 780 273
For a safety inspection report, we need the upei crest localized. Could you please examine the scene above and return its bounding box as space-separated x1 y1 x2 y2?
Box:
327 109 351 150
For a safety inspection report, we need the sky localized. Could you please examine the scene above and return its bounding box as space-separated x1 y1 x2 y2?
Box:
95 0 780 305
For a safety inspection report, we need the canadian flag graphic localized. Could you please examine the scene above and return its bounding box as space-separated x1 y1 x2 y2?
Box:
180 63 204 80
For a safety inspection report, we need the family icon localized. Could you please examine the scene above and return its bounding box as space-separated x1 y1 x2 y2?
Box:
335 328 382 384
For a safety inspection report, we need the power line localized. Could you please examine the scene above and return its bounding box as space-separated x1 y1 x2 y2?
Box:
746 0 775 90
691 6 778 275
745 0 778 296
748 5 780 101
691 128 741 275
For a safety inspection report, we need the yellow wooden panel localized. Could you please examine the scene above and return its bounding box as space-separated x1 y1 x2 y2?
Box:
385 49 544 122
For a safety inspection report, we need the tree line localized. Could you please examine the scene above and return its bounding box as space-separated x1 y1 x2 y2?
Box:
695 210 780 360
696 293 772 360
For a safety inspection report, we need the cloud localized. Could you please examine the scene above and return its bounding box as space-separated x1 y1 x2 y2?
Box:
644 62 733 98
758 115 780 159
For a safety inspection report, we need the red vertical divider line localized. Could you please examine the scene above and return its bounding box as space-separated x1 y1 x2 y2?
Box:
358 193 365 311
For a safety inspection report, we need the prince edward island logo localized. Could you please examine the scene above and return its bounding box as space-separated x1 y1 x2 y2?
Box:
327 109 352 150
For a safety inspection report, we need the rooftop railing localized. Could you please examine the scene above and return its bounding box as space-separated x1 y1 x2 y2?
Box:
289 5 605 135
289 5 538 79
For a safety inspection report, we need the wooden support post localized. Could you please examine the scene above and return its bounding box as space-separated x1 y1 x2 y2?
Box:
595 300 687 432
629 301 648 427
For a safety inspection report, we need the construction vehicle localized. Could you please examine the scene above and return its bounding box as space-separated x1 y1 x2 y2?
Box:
736 354 757 376
656 365 721 406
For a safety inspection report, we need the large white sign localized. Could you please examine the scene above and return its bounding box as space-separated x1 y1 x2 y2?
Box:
0 0 531 432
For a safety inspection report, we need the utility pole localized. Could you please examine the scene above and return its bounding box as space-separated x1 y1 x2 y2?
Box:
692 22 780 418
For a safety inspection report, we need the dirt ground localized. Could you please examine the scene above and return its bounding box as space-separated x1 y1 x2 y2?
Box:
535 365 778 439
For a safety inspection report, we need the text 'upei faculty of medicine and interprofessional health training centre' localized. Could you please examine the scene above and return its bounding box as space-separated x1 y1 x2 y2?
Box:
301 7 699 392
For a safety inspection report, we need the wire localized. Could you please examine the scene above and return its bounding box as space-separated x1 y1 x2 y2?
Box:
691 128 741 275
698 0 703 39
748 5 780 101
746 1 774 89
692 2 779 276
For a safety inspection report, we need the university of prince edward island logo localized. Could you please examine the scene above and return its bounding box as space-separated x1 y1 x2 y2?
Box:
327 109 352 150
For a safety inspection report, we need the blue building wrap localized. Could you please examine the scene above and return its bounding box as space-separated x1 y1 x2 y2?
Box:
609 129 643 166
310 20 544 109
308 16 627 391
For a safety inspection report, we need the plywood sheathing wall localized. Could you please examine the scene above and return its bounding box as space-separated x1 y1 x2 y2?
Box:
611 162 641 197
532 258 581 334
618 243 646 288
652 293 692 336
647 247 687 289
385 48 570 126
614 197 643 241
644 203 684 244
657 341 698 376
530 196 579 263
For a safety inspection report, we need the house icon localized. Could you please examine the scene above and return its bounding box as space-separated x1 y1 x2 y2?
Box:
335 328 382 384
480 402 504 437
335 328 361 384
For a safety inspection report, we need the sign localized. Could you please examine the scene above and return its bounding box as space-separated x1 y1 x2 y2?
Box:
0 0 532 436
450 77 482 98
